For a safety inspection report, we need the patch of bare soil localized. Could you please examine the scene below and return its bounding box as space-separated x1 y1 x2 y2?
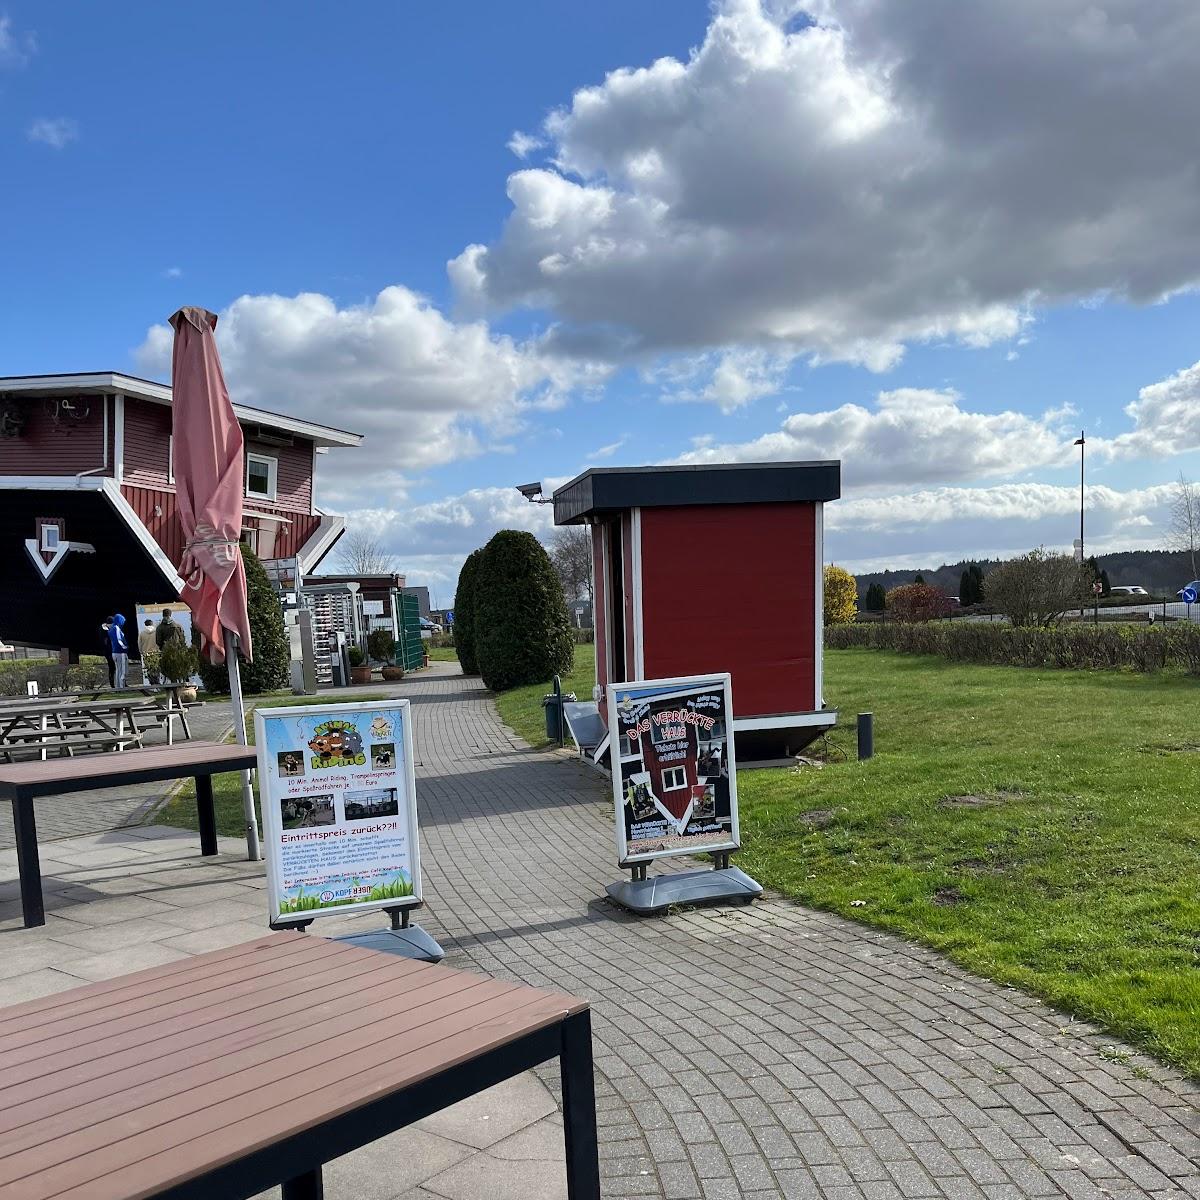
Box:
933 886 965 906
797 807 838 830
938 789 1028 809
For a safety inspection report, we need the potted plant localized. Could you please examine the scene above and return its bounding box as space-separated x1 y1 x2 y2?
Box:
158 639 199 702
347 645 371 685
368 629 403 681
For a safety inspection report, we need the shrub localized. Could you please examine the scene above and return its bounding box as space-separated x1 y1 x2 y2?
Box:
347 645 365 668
886 583 953 622
367 628 395 664
985 548 1088 627
825 620 1200 676
453 549 484 675
823 565 858 626
158 639 197 684
863 582 886 612
474 529 573 692
195 544 290 695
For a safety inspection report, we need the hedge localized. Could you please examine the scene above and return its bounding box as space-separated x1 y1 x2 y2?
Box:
825 621 1200 675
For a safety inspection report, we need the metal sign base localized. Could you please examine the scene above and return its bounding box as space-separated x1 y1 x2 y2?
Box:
332 924 445 963
606 866 762 916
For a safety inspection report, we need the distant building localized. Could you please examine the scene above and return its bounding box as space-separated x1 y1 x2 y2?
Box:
403 586 431 618
0 372 361 655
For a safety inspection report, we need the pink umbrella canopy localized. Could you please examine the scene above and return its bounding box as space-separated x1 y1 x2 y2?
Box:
169 307 254 666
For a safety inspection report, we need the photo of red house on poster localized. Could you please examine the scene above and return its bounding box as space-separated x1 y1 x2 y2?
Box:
607 673 738 865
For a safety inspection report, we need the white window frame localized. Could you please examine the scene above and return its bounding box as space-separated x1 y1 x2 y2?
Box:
661 766 687 792
240 526 259 555
246 452 278 501
40 524 60 552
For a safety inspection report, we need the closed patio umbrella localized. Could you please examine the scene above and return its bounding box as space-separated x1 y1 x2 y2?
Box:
169 306 261 860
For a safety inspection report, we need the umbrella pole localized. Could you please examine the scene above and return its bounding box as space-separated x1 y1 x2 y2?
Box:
225 629 262 861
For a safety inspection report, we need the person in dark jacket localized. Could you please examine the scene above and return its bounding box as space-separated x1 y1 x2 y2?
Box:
100 616 115 688
108 613 129 690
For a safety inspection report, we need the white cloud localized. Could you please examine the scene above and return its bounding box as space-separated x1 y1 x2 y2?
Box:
454 0 1200 371
27 117 78 149
677 387 1074 489
507 131 544 159
588 437 626 460
652 349 792 413
1096 359 1200 461
163 266 183 280
0 15 35 66
827 481 1176 571
135 287 606 505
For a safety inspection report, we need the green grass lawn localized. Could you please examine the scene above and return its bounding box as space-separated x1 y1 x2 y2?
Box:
493 645 596 748
739 649 1200 1076
427 645 459 662
153 693 387 837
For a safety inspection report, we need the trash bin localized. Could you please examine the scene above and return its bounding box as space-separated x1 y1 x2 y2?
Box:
542 691 577 741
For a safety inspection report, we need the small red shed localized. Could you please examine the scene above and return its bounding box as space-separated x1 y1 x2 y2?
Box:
552 460 841 761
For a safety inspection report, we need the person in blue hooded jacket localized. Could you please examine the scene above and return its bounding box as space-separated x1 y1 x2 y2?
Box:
108 613 129 690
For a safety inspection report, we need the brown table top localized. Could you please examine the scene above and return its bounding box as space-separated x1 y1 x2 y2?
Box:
0 934 586 1200
0 740 256 800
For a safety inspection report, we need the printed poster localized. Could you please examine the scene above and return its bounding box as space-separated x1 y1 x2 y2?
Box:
606 672 739 865
255 699 422 925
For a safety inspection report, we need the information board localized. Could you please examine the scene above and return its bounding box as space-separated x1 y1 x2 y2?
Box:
606 672 739 866
255 699 422 925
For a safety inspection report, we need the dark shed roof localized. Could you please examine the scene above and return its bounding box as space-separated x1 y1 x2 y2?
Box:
552 461 841 525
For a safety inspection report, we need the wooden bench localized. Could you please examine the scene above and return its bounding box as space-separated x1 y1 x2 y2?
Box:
0 741 257 928
0 934 601 1200
0 733 144 762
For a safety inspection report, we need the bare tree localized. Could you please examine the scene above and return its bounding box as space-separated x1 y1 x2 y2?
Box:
549 525 593 603
334 529 397 576
984 548 1088 627
1168 474 1200 580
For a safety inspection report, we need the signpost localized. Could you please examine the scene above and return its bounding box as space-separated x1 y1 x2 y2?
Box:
444 609 455 626
255 698 442 960
604 672 761 915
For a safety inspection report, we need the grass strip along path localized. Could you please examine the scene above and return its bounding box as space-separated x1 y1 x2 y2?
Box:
497 644 1200 1076
153 693 386 837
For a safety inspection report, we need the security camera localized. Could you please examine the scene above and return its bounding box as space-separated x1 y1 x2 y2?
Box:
516 481 544 501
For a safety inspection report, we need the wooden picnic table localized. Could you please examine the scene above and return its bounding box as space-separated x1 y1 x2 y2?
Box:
0 698 146 762
0 741 256 928
0 933 600 1200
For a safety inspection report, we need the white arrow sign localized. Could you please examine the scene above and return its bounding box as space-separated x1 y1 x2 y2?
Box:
24 539 96 583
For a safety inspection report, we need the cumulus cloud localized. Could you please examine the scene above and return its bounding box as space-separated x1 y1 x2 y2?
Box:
27 117 78 149
507 131 544 159
827 481 1176 570
677 387 1075 489
135 287 606 505
653 349 793 413
0 15 34 66
1097 358 1200 461
453 0 1200 371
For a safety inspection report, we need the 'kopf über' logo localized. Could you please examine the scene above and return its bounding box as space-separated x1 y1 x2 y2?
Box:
307 720 366 768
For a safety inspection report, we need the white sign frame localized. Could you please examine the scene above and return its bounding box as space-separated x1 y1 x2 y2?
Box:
606 671 740 867
255 697 422 926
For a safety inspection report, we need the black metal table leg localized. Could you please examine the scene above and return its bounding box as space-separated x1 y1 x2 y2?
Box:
196 774 218 856
13 795 44 929
282 1167 324 1199
560 1010 601 1200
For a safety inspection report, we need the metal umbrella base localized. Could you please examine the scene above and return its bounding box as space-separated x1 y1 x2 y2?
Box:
606 866 762 916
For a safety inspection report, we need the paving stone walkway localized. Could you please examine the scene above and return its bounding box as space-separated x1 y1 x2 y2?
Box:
3 664 1200 1199
412 669 1200 1200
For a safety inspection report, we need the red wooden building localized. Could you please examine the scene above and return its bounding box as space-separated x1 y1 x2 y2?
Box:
552 461 841 761
0 372 361 657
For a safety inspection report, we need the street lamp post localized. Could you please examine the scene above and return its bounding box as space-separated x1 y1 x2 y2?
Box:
1074 431 1086 617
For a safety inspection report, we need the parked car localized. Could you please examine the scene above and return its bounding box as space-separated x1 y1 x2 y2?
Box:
1109 585 1149 596
418 617 443 638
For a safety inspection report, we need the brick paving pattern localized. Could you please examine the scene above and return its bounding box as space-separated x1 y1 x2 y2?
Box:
411 669 1200 1200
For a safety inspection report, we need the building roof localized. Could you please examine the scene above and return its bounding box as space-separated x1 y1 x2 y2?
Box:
553 461 841 525
0 372 362 449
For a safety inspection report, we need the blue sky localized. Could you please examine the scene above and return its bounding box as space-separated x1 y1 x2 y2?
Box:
4 1 1200 600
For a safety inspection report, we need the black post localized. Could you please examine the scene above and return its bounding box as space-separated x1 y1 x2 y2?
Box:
282 1169 324 1200
857 713 874 761
196 774 218 857
560 1011 601 1200
13 796 45 928
553 673 564 748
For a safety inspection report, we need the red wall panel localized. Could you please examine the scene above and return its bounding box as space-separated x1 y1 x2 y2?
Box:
639 503 817 718
122 397 172 487
0 394 109 475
